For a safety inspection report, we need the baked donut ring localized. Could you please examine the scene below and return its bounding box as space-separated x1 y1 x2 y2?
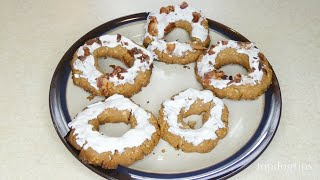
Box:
196 40 273 100
158 88 228 153
143 2 210 65
71 34 153 97
68 94 160 169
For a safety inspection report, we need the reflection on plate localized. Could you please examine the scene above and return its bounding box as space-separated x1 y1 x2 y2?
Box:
49 13 281 179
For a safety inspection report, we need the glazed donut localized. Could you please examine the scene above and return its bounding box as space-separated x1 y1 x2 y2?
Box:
71 34 153 97
68 94 160 169
196 40 273 100
158 88 228 153
143 2 210 65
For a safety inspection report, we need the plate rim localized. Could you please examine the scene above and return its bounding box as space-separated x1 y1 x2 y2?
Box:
49 12 282 179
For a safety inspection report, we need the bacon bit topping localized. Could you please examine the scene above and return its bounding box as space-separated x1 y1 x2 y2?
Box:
85 37 101 45
97 74 109 88
138 54 150 62
166 43 176 54
116 34 121 43
127 47 139 57
221 40 228 45
208 45 216 55
213 70 225 80
227 80 235 85
252 67 256 71
97 77 103 88
107 65 127 80
229 76 233 80
160 5 175 14
109 65 116 69
160 7 166 14
129 47 139 54
180 1 188 9
148 16 158 36
83 47 90 56
168 5 175 12
203 72 212 85
258 61 262 71
124 42 128 46
208 49 215 55
221 75 228 80
110 65 127 73
203 50 207 55
78 56 86 61
192 12 200 23
234 74 242 83
164 23 176 33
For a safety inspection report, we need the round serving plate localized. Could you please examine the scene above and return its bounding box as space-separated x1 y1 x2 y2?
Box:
49 12 281 179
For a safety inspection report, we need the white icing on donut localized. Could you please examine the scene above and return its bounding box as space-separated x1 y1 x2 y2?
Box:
145 3 208 57
147 39 194 58
162 88 225 146
68 94 156 154
72 35 153 89
196 40 264 89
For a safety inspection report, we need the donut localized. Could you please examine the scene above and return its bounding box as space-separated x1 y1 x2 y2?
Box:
68 94 160 169
196 40 273 100
71 34 154 97
143 2 210 65
158 88 228 153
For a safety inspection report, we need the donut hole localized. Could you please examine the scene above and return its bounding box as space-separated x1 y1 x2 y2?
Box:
178 100 212 130
99 123 131 137
214 48 252 77
219 64 248 77
98 57 129 74
182 113 204 129
89 108 137 137
164 27 191 43
94 46 134 75
163 20 207 44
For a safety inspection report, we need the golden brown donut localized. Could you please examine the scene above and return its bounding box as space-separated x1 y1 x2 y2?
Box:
68 94 160 169
158 88 228 153
71 34 153 97
196 40 273 100
143 2 210 65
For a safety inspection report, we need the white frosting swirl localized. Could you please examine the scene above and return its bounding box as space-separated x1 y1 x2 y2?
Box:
68 94 156 154
162 88 226 146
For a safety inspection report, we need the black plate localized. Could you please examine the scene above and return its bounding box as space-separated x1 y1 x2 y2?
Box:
49 12 282 179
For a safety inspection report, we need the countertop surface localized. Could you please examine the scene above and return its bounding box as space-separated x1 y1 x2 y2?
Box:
0 0 319 179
